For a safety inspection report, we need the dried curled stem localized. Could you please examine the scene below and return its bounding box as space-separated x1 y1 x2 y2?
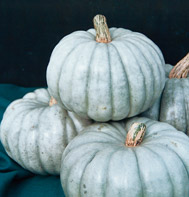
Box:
125 122 146 147
93 14 111 43
49 97 57 106
169 53 189 79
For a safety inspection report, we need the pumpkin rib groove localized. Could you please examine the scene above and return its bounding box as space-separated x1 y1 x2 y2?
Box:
108 43 130 119
142 146 174 195
126 37 162 107
58 41 93 111
123 38 155 111
131 148 144 197
144 138 189 174
107 44 113 120
148 143 189 178
144 144 189 195
79 146 120 196
128 34 165 66
5 108 30 163
90 130 124 143
143 129 175 140
86 43 112 121
55 39 90 107
113 41 146 117
181 80 188 133
104 148 123 196
163 144 189 178
24 108 43 174
69 47 84 112
66 31 95 40
85 43 97 117
109 42 131 117
33 107 50 174
52 34 93 58
132 36 165 92
109 123 126 139
122 39 147 114
1 101 25 152
171 80 179 128
66 149 100 196
7 106 33 159
55 33 92 48
112 28 133 40
176 80 187 132
65 138 123 154
48 107 65 174
159 80 173 125
144 134 189 147
17 109 36 170
47 37 84 101
28 107 47 174
183 80 189 135
118 40 144 117
37 107 55 174
79 150 103 196
109 27 119 37
87 28 96 37
70 42 96 115
128 35 164 78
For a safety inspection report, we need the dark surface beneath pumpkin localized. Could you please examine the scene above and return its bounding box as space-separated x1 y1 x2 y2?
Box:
0 0 188 86
0 84 65 197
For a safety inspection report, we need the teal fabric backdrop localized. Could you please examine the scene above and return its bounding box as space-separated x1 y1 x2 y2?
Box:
0 84 65 197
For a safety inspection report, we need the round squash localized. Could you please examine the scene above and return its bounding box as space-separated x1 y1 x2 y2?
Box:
60 117 189 197
0 88 92 175
141 53 189 135
47 15 165 122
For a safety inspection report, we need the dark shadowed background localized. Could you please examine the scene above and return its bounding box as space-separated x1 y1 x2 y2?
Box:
0 0 188 86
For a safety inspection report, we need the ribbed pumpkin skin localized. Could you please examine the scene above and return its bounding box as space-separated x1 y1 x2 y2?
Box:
60 117 189 197
160 78 189 134
141 64 189 135
47 28 165 122
0 88 92 175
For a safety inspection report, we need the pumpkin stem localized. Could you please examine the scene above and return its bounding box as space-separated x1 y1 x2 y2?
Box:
169 53 189 79
93 14 111 43
49 97 57 106
125 123 146 147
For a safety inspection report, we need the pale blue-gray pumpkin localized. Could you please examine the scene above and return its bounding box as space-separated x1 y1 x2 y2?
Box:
141 54 189 135
60 117 189 197
47 15 165 122
0 88 92 175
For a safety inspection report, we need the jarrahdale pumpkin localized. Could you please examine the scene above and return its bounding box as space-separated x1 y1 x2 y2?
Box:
0 88 92 175
141 53 189 135
47 14 166 122
60 117 189 197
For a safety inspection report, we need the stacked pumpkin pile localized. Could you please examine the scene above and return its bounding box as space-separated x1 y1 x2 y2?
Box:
1 15 189 196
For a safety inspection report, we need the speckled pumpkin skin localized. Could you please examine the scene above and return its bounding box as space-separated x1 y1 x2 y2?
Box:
142 64 189 135
47 28 165 122
0 88 92 175
60 117 189 197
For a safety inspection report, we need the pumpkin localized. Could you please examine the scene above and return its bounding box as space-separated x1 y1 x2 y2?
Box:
47 15 165 122
141 53 189 135
0 88 92 175
60 117 189 197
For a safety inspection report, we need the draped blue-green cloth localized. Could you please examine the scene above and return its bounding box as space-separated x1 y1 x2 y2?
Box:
0 84 65 197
